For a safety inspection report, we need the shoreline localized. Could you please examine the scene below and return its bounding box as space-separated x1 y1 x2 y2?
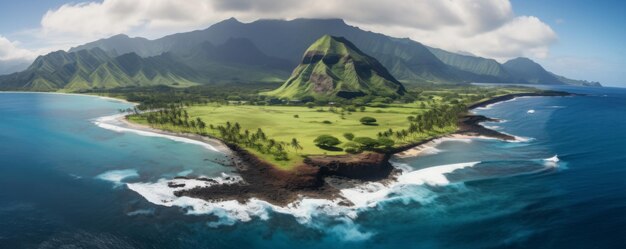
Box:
467 91 575 109
395 91 574 158
99 91 574 207
0 90 138 105
118 116 232 153
97 114 232 155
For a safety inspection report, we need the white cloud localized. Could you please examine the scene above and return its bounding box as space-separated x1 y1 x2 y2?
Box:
29 0 556 62
40 0 217 39
0 36 38 62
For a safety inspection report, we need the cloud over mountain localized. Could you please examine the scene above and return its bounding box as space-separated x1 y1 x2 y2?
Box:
36 0 556 62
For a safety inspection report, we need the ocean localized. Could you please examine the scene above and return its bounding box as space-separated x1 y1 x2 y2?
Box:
0 86 625 248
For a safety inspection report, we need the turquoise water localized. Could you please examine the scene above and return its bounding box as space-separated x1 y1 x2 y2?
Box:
1 87 625 248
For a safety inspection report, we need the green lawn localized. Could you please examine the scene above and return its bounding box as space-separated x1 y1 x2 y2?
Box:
129 103 455 169
126 85 536 170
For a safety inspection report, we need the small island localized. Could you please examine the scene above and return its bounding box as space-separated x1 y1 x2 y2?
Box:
100 35 573 206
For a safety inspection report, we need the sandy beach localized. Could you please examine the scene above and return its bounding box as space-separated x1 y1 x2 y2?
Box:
95 113 233 155
0 91 137 105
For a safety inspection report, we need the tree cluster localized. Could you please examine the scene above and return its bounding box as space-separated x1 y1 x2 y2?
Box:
139 106 302 161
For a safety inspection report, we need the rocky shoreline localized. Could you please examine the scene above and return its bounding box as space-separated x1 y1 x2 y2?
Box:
467 90 574 109
123 91 573 207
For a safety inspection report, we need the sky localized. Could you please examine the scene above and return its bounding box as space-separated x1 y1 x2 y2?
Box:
0 0 623 86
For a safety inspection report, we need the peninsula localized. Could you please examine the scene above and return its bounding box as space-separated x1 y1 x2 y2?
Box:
114 35 572 206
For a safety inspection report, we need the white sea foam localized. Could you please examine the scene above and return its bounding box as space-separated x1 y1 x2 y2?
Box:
421 146 443 155
126 208 155 216
543 155 560 168
340 182 394 208
124 158 486 241
473 97 521 111
395 137 471 158
474 105 493 111
461 134 530 144
97 96 134 104
397 162 480 186
420 137 473 153
127 159 481 234
527 109 536 114
126 153 565 240
93 115 220 152
127 175 370 238
512 135 535 143
484 125 501 130
96 169 139 187
177 169 193 177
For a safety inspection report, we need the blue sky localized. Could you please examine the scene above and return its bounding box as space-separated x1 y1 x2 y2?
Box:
0 0 66 34
512 0 625 86
0 0 623 86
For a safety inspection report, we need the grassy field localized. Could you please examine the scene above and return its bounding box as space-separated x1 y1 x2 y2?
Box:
129 103 455 169
127 85 536 169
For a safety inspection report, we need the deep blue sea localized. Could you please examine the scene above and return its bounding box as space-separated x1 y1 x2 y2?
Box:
1 87 625 249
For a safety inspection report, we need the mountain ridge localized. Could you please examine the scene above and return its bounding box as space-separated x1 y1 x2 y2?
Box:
2 18 600 91
502 57 600 86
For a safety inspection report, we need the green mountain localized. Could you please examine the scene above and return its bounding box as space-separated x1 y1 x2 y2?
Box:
69 18 468 84
0 48 200 91
0 38 292 91
70 34 155 57
502 57 562 84
551 73 601 87
171 38 291 83
501 57 599 86
427 47 512 82
68 18 598 86
2 18 599 91
265 35 406 99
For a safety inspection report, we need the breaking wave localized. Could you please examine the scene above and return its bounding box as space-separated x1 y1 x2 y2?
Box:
473 97 522 111
96 169 139 187
125 152 563 241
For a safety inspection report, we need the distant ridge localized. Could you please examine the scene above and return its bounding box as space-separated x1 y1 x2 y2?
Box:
1 18 600 91
502 57 601 86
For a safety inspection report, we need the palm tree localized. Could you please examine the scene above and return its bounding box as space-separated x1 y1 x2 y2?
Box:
196 117 206 130
290 138 303 154
266 139 277 153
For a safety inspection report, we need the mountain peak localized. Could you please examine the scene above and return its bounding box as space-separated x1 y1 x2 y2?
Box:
253 18 347 25
504 57 544 70
307 35 360 53
214 17 242 26
292 18 346 24
266 35 405 99
301 35 372 66
503 57 562 84
109 34 130 39
506 57 536 64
